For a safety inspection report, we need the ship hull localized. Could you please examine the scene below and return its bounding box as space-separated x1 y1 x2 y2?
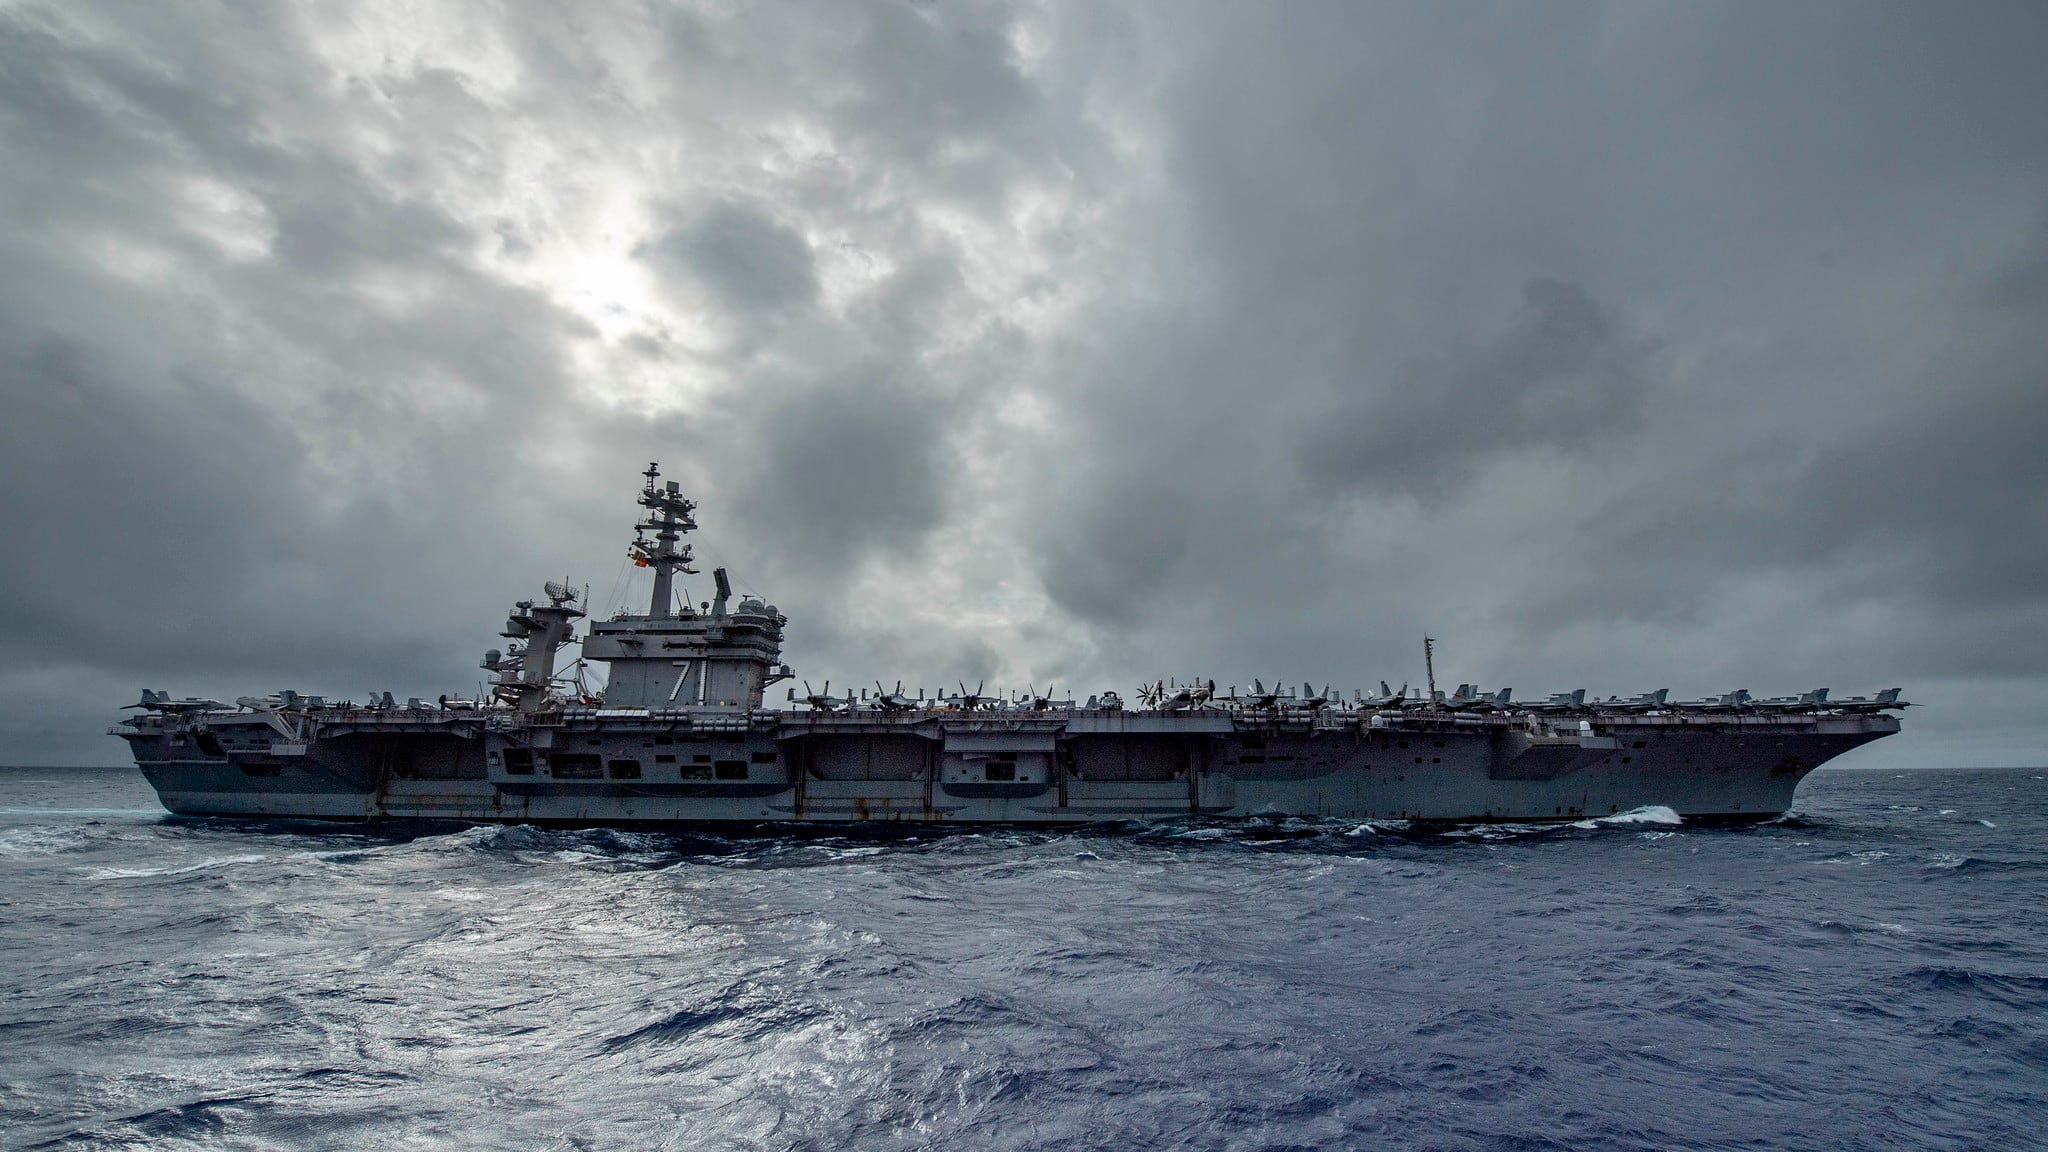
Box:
117 707 1897 827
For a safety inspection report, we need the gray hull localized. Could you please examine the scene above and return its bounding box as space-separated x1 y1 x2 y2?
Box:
119 706 1896 826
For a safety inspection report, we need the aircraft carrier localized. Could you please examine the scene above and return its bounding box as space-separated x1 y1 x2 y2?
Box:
112 465 1906 826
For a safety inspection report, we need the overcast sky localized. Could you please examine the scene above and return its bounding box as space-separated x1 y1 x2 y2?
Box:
3 1 2044 767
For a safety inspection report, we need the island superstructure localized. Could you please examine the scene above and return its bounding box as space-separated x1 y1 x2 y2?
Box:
112 465 1907 825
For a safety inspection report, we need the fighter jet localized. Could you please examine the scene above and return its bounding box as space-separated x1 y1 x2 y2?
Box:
126 689 223 713
1672 689 1754 712
1446 684 1513 711
1010 684 1068 711
1283 683 1332 711
872 681 919 712
944 680 995 710
1831 688 1909 713
789 680 849 712
1754 689 1828 712
1239 679 1284 710
1592 689 1670 714
1355 682 1410 710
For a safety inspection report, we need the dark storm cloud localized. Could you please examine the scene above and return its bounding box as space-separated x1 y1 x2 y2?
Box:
729 369 956 570
2 0 2046 767
1300 278 1658 497
1546 219 2048 678
1013 0 2048 765
1037 482 1196 628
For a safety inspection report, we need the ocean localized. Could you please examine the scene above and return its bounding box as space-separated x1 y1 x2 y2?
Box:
2 766 2044 1150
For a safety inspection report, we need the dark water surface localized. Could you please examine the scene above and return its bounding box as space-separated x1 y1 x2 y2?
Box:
2 767 2045 1151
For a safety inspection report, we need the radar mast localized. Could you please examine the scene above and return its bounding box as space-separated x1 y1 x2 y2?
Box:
631 462 699 618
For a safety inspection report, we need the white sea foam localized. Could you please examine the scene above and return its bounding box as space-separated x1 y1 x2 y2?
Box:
291 845 396 864
0 826 86 857
1572 805 1682 829
1979 819 1997 828
84 853 267 879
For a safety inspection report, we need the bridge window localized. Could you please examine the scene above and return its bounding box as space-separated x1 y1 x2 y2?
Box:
751 751 778 763
985 763 1016 781
714 760 749 780
608 759 642 780
655 754 676 764
502 749 535 775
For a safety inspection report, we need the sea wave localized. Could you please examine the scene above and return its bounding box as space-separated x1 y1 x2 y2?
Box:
1573 804 1684 829
0 825 86 857
5 765 2046 1150
82 852 268 879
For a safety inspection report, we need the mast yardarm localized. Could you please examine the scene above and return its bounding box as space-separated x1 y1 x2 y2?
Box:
631 462 698 618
